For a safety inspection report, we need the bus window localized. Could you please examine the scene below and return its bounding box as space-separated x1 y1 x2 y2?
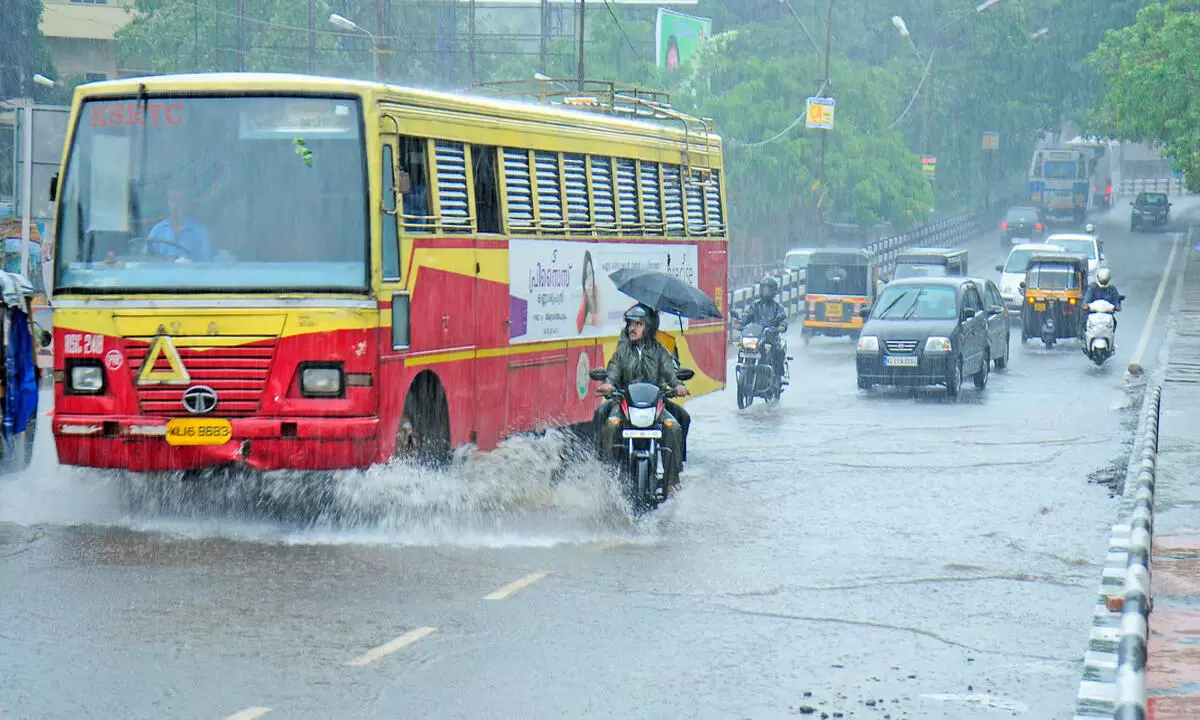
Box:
381 144 401 279
398 136 431 233
472 145 501 234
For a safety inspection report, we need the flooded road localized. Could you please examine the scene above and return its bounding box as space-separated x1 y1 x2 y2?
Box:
0 203 1190 719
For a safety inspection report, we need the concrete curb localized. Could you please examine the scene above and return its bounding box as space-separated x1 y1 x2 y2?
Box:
1074 385 1162 719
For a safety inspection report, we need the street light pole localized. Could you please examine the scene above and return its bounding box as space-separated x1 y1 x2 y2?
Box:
817 0 833 236
330 13 381 81
577 0 586 91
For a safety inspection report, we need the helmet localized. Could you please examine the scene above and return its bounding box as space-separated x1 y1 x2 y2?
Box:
759 276 779 301
1097 268 1111 287
1085 223 1096 234
623 303 658 337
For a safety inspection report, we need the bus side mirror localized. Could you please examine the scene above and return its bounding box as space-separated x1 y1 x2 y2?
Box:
48 173 58 203
676 368 695 381
588 368 608 381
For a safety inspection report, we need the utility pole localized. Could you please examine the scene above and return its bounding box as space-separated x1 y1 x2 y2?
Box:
576 0 586 90
469 0 477 86
817 0 833 236
539 0 549 74
377 0 386 81
236 0 245 71
193 1 199 70
307 0 315 73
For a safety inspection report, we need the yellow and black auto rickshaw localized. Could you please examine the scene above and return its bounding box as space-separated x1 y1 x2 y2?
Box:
801 248 878 344
1020 252 1088 348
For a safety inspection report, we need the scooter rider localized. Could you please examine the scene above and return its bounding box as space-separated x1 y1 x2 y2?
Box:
739 276 789 383
595 304 690 492
1084 268 1122 328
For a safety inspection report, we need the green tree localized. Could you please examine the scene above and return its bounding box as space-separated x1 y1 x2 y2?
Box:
0 0 55 98
1086 0 1200 190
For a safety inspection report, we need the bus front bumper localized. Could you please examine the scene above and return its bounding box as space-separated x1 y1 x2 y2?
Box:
52 415 380 471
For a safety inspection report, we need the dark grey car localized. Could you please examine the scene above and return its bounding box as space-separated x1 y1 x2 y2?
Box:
1130 192 1170 232
855 277 995 398
970 277 1012 370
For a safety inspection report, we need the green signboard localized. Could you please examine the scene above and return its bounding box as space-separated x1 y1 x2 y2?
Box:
656 8 713 71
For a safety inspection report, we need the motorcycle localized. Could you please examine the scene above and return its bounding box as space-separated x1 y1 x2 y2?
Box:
735 322 790 409
590 367 694 513
1083 297 1123 366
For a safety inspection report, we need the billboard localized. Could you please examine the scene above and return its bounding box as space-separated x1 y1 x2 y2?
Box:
656 8 713 71
508 239 699 344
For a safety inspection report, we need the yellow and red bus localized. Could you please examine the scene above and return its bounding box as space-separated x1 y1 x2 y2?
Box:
48 73 728 472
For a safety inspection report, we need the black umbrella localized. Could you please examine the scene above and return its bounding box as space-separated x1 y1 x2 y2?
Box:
608 268 721 320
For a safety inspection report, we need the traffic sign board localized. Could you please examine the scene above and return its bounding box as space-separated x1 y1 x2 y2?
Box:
982 132 1000 151
806 97 835 130
921 156 936 179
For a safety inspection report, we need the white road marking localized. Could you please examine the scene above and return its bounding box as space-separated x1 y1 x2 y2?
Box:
344 626 438 667
484 570 550 600
223 709 272 720
1128 234 1181 374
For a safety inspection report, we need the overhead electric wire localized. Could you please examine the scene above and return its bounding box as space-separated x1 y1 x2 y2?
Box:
731 79 828 149
601 0 645 62
887 48 934 129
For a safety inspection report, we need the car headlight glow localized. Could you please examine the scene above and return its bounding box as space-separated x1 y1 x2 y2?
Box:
925 336 953 353
741 336 760 351
70 365 103 393
856 335 879 353
301 366 342 396
628 406 657 428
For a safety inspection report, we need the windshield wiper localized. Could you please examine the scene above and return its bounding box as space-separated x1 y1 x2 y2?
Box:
901 289 927 320
875 292 909 319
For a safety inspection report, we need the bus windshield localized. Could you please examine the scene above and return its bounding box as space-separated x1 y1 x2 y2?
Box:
55 95 368 293
1042 161 1077 179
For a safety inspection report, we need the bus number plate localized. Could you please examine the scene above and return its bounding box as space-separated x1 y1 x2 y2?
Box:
166 418 233 446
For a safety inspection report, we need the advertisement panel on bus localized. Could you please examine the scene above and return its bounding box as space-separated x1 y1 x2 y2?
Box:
508 239 699 344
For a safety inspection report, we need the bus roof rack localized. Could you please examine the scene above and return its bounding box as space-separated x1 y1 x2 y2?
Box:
472 78 717 182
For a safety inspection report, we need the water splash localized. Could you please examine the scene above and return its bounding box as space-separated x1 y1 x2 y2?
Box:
0 428 668 548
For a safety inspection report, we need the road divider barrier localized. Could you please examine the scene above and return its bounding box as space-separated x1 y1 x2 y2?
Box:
1074 385 1161 719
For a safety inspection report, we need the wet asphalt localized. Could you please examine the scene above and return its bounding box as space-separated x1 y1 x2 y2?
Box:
0 200 1194 720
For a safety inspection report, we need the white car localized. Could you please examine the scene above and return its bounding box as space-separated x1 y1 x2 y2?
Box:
995 243 1063 313
1045 232 1105 283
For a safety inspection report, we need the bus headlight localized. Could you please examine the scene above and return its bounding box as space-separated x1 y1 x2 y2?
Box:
70 364 104 393
301 365 343 397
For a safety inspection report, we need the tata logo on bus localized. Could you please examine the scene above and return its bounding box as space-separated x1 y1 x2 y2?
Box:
89 102 185 128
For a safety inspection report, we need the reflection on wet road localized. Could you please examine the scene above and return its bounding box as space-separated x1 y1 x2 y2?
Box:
0 204 1191 719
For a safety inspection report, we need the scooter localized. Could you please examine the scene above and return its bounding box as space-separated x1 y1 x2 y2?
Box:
735 321 790 409
591 367 694 514
1083 297 1123 366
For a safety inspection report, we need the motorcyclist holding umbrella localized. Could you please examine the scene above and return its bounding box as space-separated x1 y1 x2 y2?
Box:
595 304 690 494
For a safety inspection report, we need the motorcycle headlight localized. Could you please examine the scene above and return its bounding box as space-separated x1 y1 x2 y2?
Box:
856 335 879 353
741 336 760 351
628 406 657 428
924 336 953 353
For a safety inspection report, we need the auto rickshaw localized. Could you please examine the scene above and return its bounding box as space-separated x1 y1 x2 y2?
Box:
801 248 878 344
1020 253 1088 349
